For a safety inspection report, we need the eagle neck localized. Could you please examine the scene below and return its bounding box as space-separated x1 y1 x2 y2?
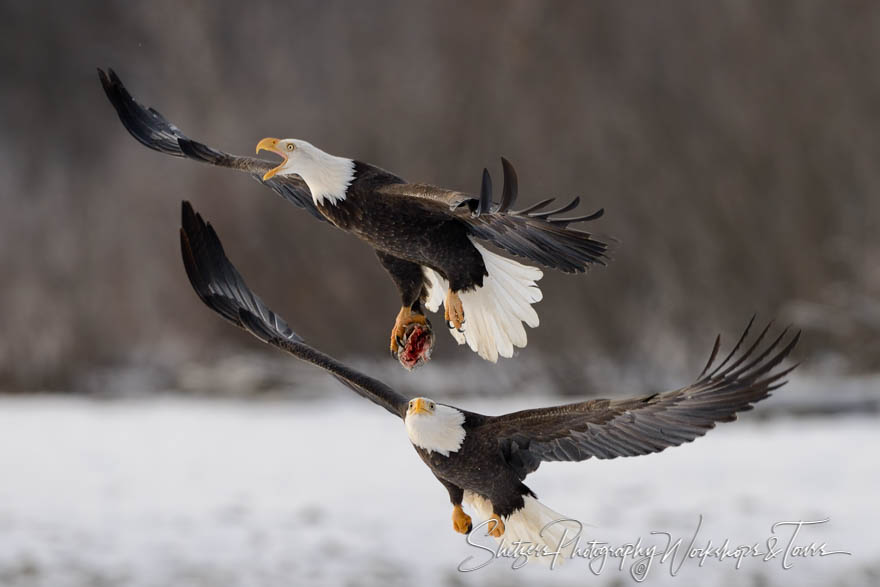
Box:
295 152 355 207
405 405 466 457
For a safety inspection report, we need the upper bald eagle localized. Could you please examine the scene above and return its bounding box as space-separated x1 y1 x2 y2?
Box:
100 68 612 369
179 200 799 556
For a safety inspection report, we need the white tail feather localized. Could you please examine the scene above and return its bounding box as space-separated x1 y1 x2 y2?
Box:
421 240 543 362
463 491 580 564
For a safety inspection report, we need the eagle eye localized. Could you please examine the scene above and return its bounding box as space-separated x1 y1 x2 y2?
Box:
286 143 294 151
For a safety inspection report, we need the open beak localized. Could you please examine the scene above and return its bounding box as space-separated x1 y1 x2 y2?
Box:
255 137 286 181
410 398 431 415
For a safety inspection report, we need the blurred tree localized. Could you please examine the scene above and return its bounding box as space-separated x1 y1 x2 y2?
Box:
1 0 878 391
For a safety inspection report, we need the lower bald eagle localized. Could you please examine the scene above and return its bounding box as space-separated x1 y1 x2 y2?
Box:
180 201 799 552
100 68 612 369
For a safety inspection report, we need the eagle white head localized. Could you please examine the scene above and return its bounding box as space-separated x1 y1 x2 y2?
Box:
256 137 355 206
405 397 466 457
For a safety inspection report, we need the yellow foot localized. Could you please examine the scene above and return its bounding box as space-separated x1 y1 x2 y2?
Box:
488 513 506 538
444 289 465 330
390 306 428 355
452 505 472 534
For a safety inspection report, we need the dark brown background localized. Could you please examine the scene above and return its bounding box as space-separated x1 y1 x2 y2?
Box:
2 1 877 392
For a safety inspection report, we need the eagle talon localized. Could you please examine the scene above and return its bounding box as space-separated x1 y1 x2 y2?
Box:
452 505 472 534
390 308 435 370
444 289 465 331
488 513 506 538
390 306 428 355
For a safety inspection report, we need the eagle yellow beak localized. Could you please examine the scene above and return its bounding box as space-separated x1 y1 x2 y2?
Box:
256 137 286 181
410 398 431 415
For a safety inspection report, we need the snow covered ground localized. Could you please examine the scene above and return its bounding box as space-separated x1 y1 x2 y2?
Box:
0 392 876 587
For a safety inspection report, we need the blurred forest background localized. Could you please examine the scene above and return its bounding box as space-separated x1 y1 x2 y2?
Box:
1 0 878 394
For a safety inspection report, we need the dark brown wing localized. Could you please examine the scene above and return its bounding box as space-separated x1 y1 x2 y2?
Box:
378 158 611 273
480 317 799 479
180 201 408 418
99 68 326 223
377 182 474 209
465 201 609 274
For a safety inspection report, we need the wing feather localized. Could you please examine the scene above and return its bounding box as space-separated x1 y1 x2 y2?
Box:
179 201 408 418
481 321 799 479
99 68 326 222
375 159 612 273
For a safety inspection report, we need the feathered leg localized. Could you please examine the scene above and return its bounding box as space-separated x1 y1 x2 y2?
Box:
375 251 434 366
437 477 472 534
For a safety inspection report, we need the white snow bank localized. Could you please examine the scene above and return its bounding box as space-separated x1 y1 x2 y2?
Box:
0 395 875 586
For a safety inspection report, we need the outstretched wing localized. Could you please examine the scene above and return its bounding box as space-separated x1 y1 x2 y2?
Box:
180 200 409 418
465 200 608 274
378 159 610 273
481 317 799 479
100 68 326 223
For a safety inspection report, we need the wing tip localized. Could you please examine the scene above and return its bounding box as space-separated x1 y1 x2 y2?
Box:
698 317 801 395
99 67 126 100
180 199 208 243
498 156 519 212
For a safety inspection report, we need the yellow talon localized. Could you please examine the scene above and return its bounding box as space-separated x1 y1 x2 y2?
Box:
452 504 472 534
488 513 506 537
390 306 428 354
444 289 464 330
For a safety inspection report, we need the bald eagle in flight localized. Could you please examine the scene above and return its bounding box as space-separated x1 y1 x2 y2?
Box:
179 200 799 552
100 69 612 370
